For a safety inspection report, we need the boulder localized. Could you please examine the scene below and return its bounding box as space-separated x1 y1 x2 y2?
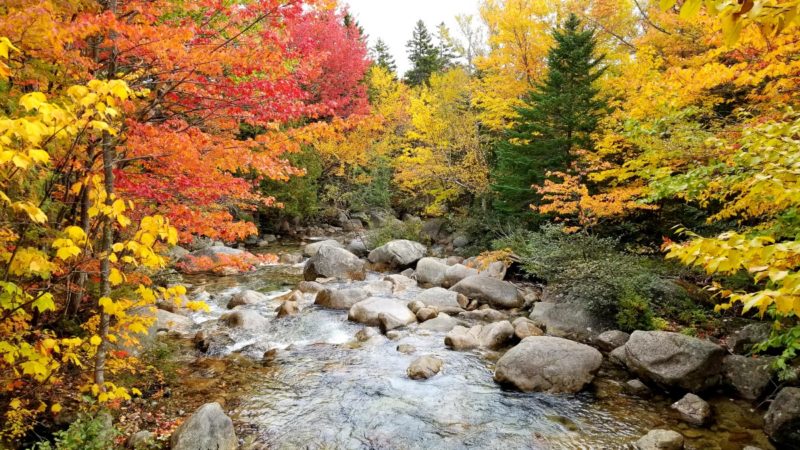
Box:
443 264 479 288
671 393 712 426
458 308 508 322
421 218 446 242
170 403 237 450
635 429 684 450
530 302 606 342
303 239 343 257
279 253 303 265
512 317 544 340
347 238 370 257
722 355 775 400
727 322 772 354
303 246 366 281
275 301 298 318
127 430 154 449
624 379 652 398
297 281 325 294
397 344 416 354
407 355 443 380
363 280 394 296
155 309 193 336
596 330 631 352
452 234 470 248
348 297 416 329
482 261 508 280
609 346 628 366
355 327 379 342
494 336 603 393
764 387 800 448
220 310 268 330
368 240 427 269
623 331 726 393
419 313 459 332
412 287 468 314
415 257 449 286
178 246 260 274
227 290 267 309
315 288 370 310
407 300 424 314
416 307 438 322
384 274 417 292
449 276 523 309
445 325 482 350
478 320 515 350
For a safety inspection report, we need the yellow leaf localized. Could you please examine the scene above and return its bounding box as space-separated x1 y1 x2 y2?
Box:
109 268 123 286
90 335 102 346
19 92 47 111
27 149 49 164
51 403 62 413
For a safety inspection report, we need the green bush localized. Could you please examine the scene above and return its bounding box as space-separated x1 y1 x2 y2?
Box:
32 412 119 450
367 219 426 248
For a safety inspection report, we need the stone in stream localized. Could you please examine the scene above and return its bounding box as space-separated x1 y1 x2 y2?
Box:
445 325 482 350
529 301 606 343
458 308 508 322
443 264 479 288
153 309 194 337
315 288 369 310
227 290 268 309
363 280 394 296
220 310 268 330
722 355 775 400
279 253 304 265
355 327 379 342
407 355 443 380
622 331 726 393
512 317 544 340
348 297 416 330
477 320 515 350
595 330 631 352
412 287 468 314
671 393 712 426
624 379 652 398
764 387 800 448
419 313 459 332
493 336 602 393
275 301 299 318
297 281 326 294
396 344 416 354
416 307 438 322
303 245 366 281
415 257 449 286
449 275 524 309
384 274 417 292
367 239 427 269
634 429 684 450
303 239 343 257
170 402 237 450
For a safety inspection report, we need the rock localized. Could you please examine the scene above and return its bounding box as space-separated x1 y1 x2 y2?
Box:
276 301 298 318
355 327 378 342
764 387 800 448
221 310 268 330
397 344 416 354
368 240 427 269
422 218 446 241
624 379 652 398
482 260 507 280
412 287 468 314
363 280 393 296
400 268 415 278
407 355 444 380
170 402 237 450
458 308 508 322
530 302 606 343
445 325 482 350
227 289 267 309
634 429 684 450
609 346 628 366
407 300 425 314
315 288 369 310
596 330 631 352
279 253 303 265
415 257 449 286
384 274 417 292
512 317 544 339
303 239 343 257
722 355 775 400
419 313 459 332
297 281 325 294
127 430 154 449
152 309 193 337
443 264 479 288
416 307 438 322
452 234 470 248
303 246 366 281
727 322 772 354
166 245 190 261
450 275 523 309
348 297 416 329
671 393 712 426
347 238 370 257
478 320 515 350
193 330 234 354
494 336 603 393
386 330 401 340
623 331 726 393
379 312 413 333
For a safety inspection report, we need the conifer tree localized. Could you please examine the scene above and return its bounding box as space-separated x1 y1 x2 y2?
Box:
372 38 397 74
404 20 441 86
436 23 458 70
492 13 607 215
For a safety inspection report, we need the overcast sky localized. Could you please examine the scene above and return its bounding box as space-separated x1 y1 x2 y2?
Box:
344 0 482 75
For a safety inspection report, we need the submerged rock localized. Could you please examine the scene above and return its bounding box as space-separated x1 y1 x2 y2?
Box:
634 429 684 450
671 393 712 426
764 387 800 449
407 355 443 380
275 300 299 318
624 379 652 398
494 336 602 393
303 246 366 281
368 239 427 269
170 402 237 450
450 275 523 309
220 310 268 330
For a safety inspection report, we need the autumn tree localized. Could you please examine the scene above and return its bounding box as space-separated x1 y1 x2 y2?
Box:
492 14 607 215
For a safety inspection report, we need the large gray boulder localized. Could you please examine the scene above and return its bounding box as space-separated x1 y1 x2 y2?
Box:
722 355 775 400
727 322 772 354
227 290 268 309
415 257 449 286
303 239 343 257
623 331 726 393
155 309 194 336
477 320 515 350
368 240 427 269
635 429 684 450
412 287 468 314
530 302 606 342
764 387 800 449
449 275 523 309
170 403 237 450
315 288 369 310
348 297 416 329
220 310 268 330
443 264 479 288
303 246 365 281
419 313 459 332
494 336 602 393
595 330 631 352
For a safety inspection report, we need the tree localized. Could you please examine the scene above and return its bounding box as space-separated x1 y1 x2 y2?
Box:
372 38 397 74
492 14 607 215
404 20 441 86
435 23 458 70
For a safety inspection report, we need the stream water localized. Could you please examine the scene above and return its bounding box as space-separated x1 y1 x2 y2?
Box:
172 241 774 450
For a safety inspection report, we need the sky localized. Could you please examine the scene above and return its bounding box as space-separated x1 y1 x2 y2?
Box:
344 0 482 75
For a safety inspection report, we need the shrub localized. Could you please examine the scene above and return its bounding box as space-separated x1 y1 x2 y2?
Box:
367 219 426 248
32 412 119 450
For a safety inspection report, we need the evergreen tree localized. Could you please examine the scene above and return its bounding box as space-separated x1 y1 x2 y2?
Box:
435 23 458 70
371 38 397 74
404 20 441 86
492 13 607 216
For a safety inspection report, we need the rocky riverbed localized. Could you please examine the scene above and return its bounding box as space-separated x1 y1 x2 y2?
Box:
142 234 792 450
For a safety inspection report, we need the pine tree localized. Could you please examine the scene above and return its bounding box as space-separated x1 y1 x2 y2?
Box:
404 20 441 86
492 13 607 216
372 38 397 74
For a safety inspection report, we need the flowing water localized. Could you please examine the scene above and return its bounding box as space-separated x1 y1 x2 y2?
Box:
173 241 774 450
